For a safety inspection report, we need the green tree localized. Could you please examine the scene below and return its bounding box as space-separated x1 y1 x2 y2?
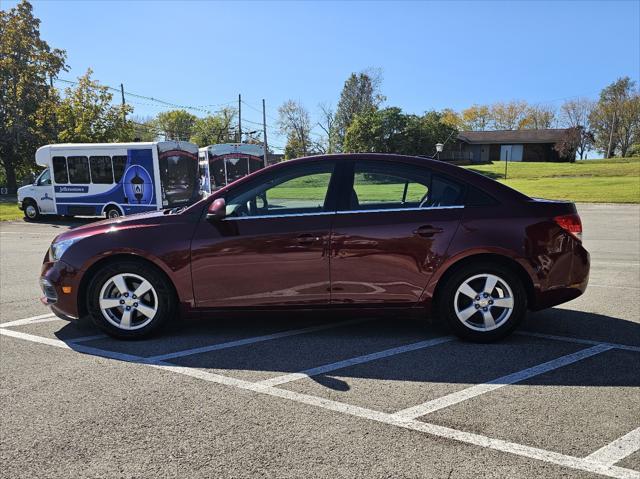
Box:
56 69 133 143
334 70 385 151
189 107 237 146
344 107 457 156
155 109 197 141
590 77 640 157
0 0 66 191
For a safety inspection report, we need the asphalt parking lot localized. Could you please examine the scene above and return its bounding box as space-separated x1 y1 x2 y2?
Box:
1 203 639 479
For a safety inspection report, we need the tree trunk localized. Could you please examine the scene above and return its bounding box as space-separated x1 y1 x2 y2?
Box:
4 161 18 193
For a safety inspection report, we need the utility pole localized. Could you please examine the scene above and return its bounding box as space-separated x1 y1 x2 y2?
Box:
120 83 127 122
262 99 268 167
238 94 242 143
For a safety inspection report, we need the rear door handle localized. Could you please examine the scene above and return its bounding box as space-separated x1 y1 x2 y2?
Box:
297 233 321 244
414 225 443 237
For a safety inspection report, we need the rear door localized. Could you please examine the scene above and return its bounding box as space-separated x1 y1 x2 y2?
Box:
330 159 463 305
190 160 338 308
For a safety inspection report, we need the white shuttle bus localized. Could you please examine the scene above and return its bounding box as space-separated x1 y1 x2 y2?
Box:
18 141 201 220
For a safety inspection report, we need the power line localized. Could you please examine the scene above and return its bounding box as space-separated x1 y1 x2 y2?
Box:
54 77 235 115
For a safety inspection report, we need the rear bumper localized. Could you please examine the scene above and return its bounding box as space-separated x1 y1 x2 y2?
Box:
530 241 590 310
40 259 82 319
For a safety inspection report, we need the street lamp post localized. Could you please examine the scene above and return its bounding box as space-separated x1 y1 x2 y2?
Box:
435 143 444 160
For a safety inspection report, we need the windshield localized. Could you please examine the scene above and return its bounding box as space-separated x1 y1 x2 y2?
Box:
159 151 199 207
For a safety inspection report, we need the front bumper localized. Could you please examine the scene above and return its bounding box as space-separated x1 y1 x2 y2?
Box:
40 258 83 319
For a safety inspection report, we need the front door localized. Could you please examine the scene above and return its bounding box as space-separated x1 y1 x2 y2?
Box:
32 169 56 214
190 160 338 308
330 160 463 305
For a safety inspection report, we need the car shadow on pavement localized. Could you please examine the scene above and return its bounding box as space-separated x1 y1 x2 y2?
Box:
54 307 640 391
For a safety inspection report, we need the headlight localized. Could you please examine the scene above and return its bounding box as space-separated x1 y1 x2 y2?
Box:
50 238 77 261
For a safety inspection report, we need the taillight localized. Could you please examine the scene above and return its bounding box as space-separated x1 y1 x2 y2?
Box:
554 214 583 241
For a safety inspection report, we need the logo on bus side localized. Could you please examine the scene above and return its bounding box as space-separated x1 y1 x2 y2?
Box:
122 165 153 205
55 186 89 193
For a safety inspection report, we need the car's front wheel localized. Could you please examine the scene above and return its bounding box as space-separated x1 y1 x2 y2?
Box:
86 261 176 339
438 262 527 342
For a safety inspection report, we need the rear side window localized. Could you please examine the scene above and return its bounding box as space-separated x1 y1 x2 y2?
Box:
426 175 464 207
90 156 114 184
465 186 498 207
67 156 90 183
348 161 431 211
52 156 68 183
112 155 127 183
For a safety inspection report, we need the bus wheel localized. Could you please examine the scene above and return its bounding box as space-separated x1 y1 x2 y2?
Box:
105 206 122 219
23 200 40 221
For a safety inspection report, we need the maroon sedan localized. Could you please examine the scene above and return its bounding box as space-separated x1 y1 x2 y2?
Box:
40 154 589 341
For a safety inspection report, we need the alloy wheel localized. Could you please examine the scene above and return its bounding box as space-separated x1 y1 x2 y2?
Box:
453 273 514 332
98 273 158 330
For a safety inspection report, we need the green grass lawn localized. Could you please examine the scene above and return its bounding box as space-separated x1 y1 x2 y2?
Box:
0 202 22 222
465 157 640 203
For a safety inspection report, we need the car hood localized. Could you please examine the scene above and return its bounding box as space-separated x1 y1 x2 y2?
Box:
53 210 172 243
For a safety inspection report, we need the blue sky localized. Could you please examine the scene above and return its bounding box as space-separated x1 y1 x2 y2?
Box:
4 0 640 151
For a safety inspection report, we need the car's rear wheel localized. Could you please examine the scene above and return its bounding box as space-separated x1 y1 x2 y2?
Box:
438 262 526 342
86 261 176 339
23 200 40 221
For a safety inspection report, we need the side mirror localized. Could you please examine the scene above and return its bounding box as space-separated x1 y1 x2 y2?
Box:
207 198 226 220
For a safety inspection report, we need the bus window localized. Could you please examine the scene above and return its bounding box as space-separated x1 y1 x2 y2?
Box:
90 156 114 184
52 156 68 184
67 156 90 184
112 155 127 183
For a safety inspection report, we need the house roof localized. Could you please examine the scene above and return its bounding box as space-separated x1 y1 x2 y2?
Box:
458 129 569 145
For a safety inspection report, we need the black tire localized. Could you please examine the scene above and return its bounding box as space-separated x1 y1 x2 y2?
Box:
104 205 122 219
23 199 40 221
437 261 527 342
86 260 176 339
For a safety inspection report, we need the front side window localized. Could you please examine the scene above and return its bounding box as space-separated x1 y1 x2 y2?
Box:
52 157 68 184
225 161 335 218
37 169 51 186
90 156 114 184
67 156 90 184
344 160 464 211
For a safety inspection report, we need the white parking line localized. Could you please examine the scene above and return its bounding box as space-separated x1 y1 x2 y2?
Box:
259 336 455 387
0 329 140 362
145 318 371 362
586 427 640 467
1 327 638 478
0 313 58 328
518 331 640 353
152 362 639 479
391 344 614 420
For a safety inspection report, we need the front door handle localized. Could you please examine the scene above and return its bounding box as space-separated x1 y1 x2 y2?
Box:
414 225 443 237
297 233 321 244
